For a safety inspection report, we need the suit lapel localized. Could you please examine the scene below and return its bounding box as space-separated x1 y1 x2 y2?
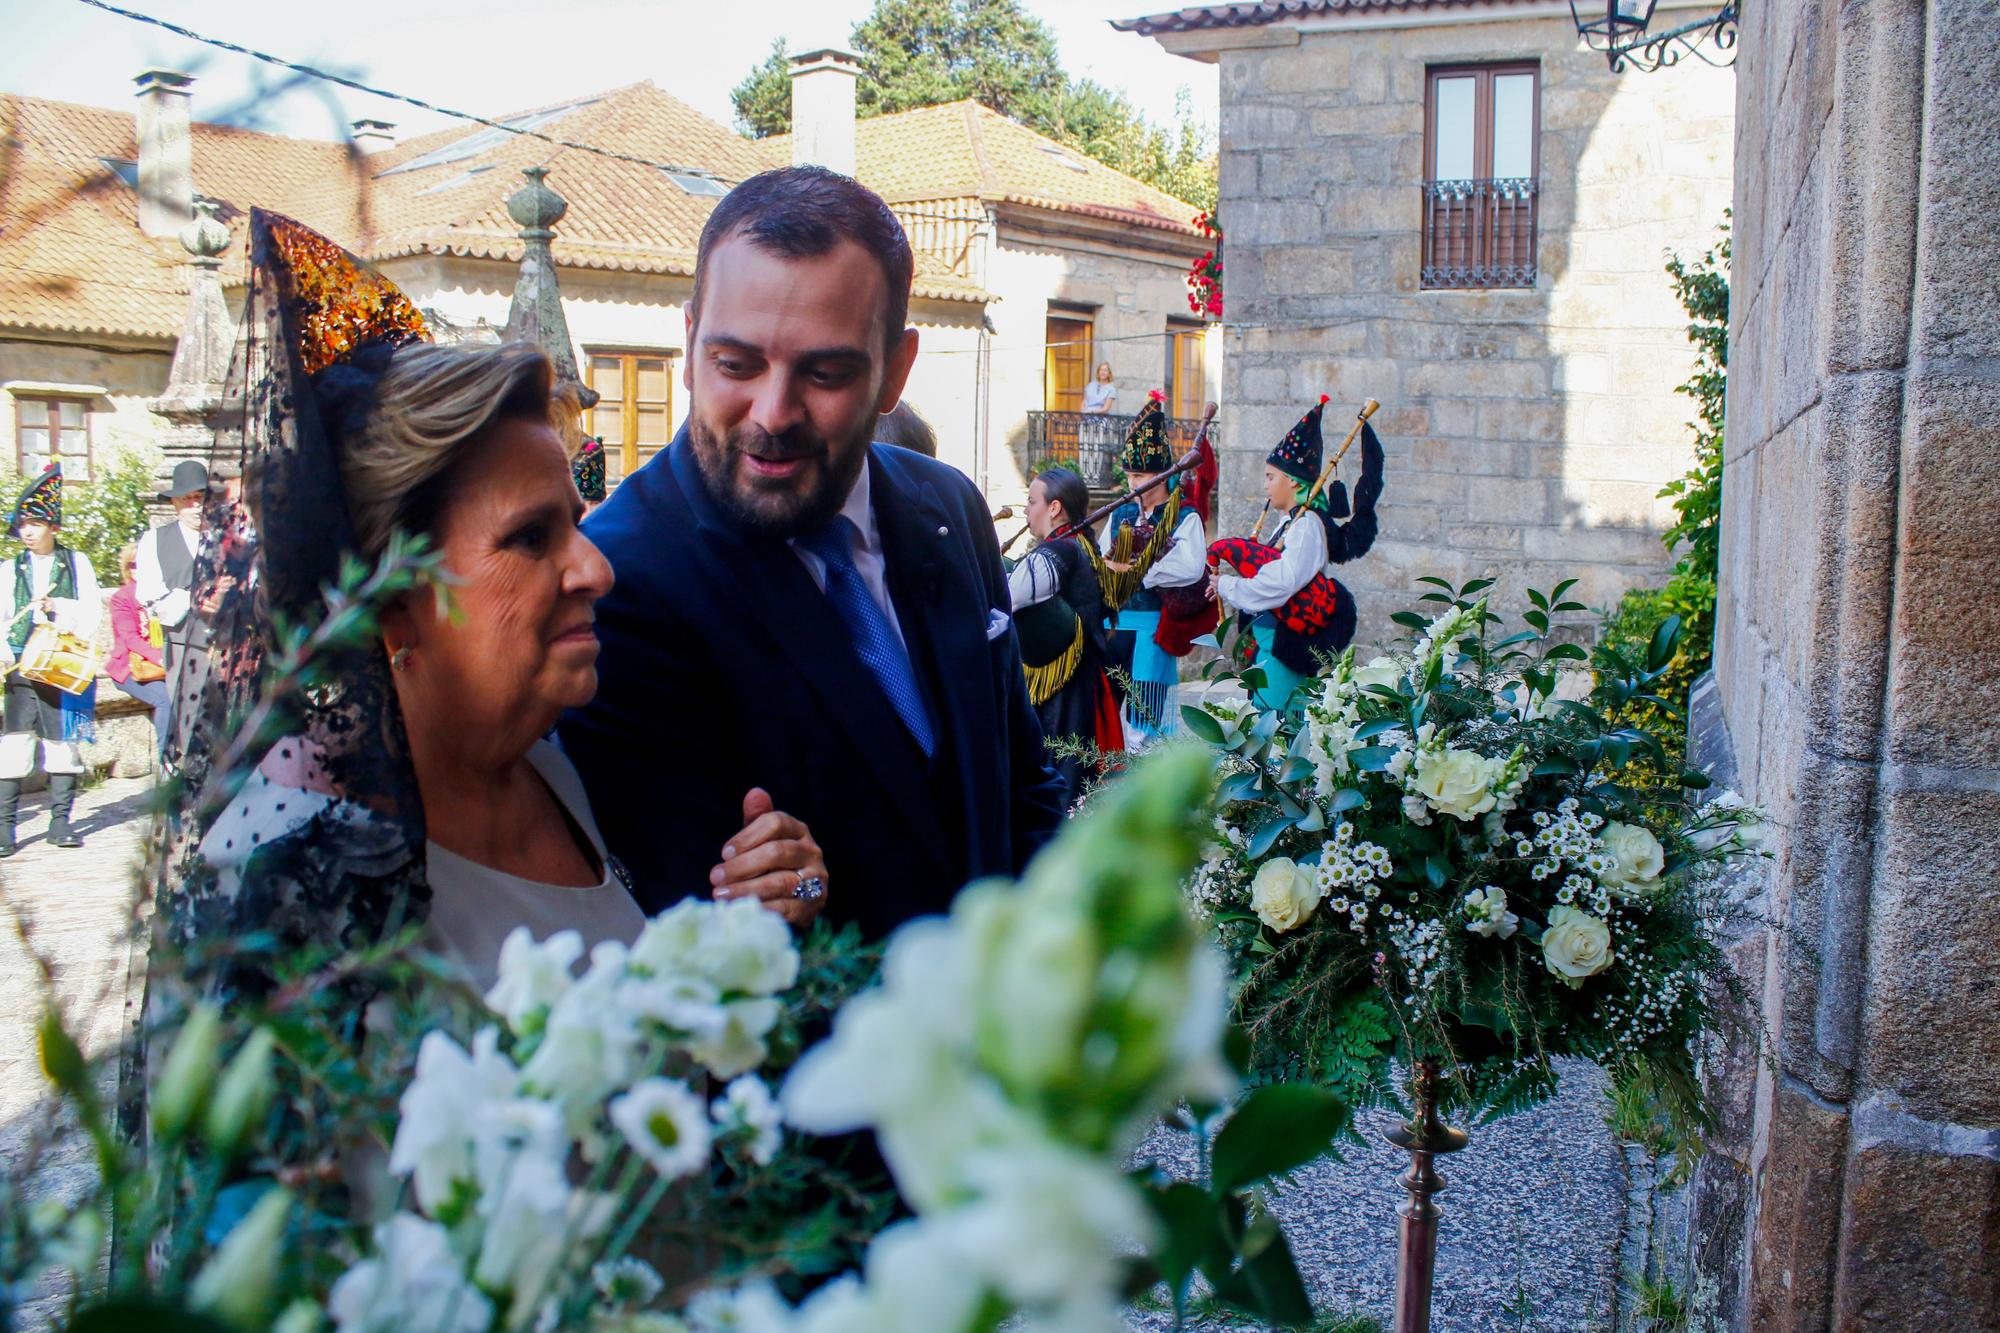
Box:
668 438 951 870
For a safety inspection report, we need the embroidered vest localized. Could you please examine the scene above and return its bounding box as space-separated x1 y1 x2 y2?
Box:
10 546 77 657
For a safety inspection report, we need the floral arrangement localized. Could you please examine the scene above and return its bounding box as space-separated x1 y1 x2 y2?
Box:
1179 577 1764 1140
10 747 1353 1333
1186 211 1223 321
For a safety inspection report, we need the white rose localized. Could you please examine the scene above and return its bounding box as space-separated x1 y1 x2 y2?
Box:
1351 656 1402 694
1249 857 1322 932
1600 821 1665 889
1410 747 1501 821
1462 886 1519 939
1541 905 1614 985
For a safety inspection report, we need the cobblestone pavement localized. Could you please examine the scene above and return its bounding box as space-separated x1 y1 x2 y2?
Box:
0 775 155 1331
1131 1062 1633 1333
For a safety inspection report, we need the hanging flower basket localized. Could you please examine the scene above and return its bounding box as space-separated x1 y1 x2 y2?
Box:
1187 211 1224 322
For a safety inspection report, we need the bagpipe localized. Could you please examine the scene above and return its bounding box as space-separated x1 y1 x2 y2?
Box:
1211 400 1383 672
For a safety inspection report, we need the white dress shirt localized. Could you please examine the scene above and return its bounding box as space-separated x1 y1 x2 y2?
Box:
1099 506 1207 591
1008 545 1063 610
0 547 101 663
135 517 199 628
788 461 909 652
1218 511 1329 614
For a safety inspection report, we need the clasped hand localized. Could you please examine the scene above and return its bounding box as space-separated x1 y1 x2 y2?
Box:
709 787 829 927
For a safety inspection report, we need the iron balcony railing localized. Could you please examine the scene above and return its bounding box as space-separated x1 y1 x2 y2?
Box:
1024 409 1216 488
1421 177 1539 290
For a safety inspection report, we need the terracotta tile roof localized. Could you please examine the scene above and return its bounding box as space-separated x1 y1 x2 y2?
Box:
1 93 359 339
765 101 1204 240
1112 0 1542 35
1 80 1011 341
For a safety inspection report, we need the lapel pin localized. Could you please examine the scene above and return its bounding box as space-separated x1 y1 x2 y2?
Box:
937 525 950 538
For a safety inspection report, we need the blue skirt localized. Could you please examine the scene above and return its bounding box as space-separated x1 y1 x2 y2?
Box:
1250 620 1308 713
1118 609 1177 740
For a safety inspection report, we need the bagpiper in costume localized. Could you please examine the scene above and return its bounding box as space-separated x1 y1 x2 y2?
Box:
1210 395 1385 709
1009 467 1122 808
1096 391 1208 742
1 463 101 854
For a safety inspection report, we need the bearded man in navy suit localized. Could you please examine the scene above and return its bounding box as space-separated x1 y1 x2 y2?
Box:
560 166 1067 939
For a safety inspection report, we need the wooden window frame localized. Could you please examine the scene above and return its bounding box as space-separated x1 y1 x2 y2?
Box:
1165 319 1207 422
1421 62 1542 290
13 394 92 481
583 348 676 484
1043 309 1097 414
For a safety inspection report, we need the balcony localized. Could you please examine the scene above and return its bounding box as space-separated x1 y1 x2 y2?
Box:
1421 177 1539 290
1024 409 1217 488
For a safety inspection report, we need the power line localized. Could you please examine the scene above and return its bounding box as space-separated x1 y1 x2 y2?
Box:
69 0 740 185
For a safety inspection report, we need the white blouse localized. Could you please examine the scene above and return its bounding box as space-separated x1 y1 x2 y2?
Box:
1217 511 1328 614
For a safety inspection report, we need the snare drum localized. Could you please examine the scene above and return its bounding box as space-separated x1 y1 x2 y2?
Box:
13 624 96 695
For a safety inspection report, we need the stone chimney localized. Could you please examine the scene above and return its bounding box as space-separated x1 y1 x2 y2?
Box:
350 118 398 154
134 69 195 238
788 47 861 177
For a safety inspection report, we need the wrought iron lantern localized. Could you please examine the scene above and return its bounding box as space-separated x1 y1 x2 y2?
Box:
1569 0 1739 72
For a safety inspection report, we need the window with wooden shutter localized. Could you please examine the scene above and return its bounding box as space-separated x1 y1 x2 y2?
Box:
1422 63 1540 289
1043 313 1094 412
584 350 675 486
1164 321 1207 421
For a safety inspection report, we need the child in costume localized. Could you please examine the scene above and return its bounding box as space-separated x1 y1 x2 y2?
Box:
1210 395 1385 710
1097 391 1207 742
0 463 101 853
1009 466 1121 807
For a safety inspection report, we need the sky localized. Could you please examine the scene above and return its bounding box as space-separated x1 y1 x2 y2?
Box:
0 0 1215 144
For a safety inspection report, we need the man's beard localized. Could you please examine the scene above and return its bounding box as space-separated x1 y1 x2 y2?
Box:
689 413 871 539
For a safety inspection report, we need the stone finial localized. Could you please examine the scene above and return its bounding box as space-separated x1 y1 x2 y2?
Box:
503 167 597 410
178 198 230 264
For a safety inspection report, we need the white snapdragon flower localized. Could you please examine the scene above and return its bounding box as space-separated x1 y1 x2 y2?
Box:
474 1152 613 1316
484 927 583 1035
697 898 802 996
793 1222 985 1333
686 1279 801 1333
712 1075 784 1166
1350 655 1403 695
618 973 729 1042
687 996 783 1080
609 1078 713 1180
941 1146 1158 1310
328 1214 491 1333
520 940 642 1139
1462 886 1519 939
1688 789 1765 852
388 1028 520 1214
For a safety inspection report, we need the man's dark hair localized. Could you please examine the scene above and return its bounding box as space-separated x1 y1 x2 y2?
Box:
692 166 915 353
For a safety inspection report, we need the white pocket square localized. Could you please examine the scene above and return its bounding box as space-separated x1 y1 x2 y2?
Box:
985 609 1012 641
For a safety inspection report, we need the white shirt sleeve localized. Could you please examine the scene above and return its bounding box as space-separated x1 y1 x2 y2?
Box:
1218 510 1329 614
0 565 16 664
49 552 101 641
1142 510 1207 590
1008 547 1063 610
136 526 192 627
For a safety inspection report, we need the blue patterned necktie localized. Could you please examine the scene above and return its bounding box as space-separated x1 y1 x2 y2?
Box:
798 516 935 757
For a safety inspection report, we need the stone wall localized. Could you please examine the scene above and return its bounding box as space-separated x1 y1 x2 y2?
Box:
1212 12 1732 641
1701 1 2000 1326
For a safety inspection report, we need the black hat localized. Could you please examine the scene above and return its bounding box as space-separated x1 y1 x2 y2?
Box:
1267 396 1328 484
1120 390 1173 474
8 462 61 536
158 459 209 501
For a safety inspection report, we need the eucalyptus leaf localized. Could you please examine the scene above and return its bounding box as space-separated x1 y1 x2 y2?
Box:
1348 745 1396 772
1210 1084 1350 1192
1180 705 1226 745
1352 717 1403 741
1330 788 1366 812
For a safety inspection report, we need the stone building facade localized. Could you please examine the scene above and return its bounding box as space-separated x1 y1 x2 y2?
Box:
1694 0 2000 1326
1119 1 1734 638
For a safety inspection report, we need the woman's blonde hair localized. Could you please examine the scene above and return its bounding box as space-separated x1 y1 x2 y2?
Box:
339 341 554 560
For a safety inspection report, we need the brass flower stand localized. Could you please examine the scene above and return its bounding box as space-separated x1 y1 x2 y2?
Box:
1384 1061 1469 1333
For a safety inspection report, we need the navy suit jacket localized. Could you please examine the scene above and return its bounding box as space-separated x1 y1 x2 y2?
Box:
559 428 1068 939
